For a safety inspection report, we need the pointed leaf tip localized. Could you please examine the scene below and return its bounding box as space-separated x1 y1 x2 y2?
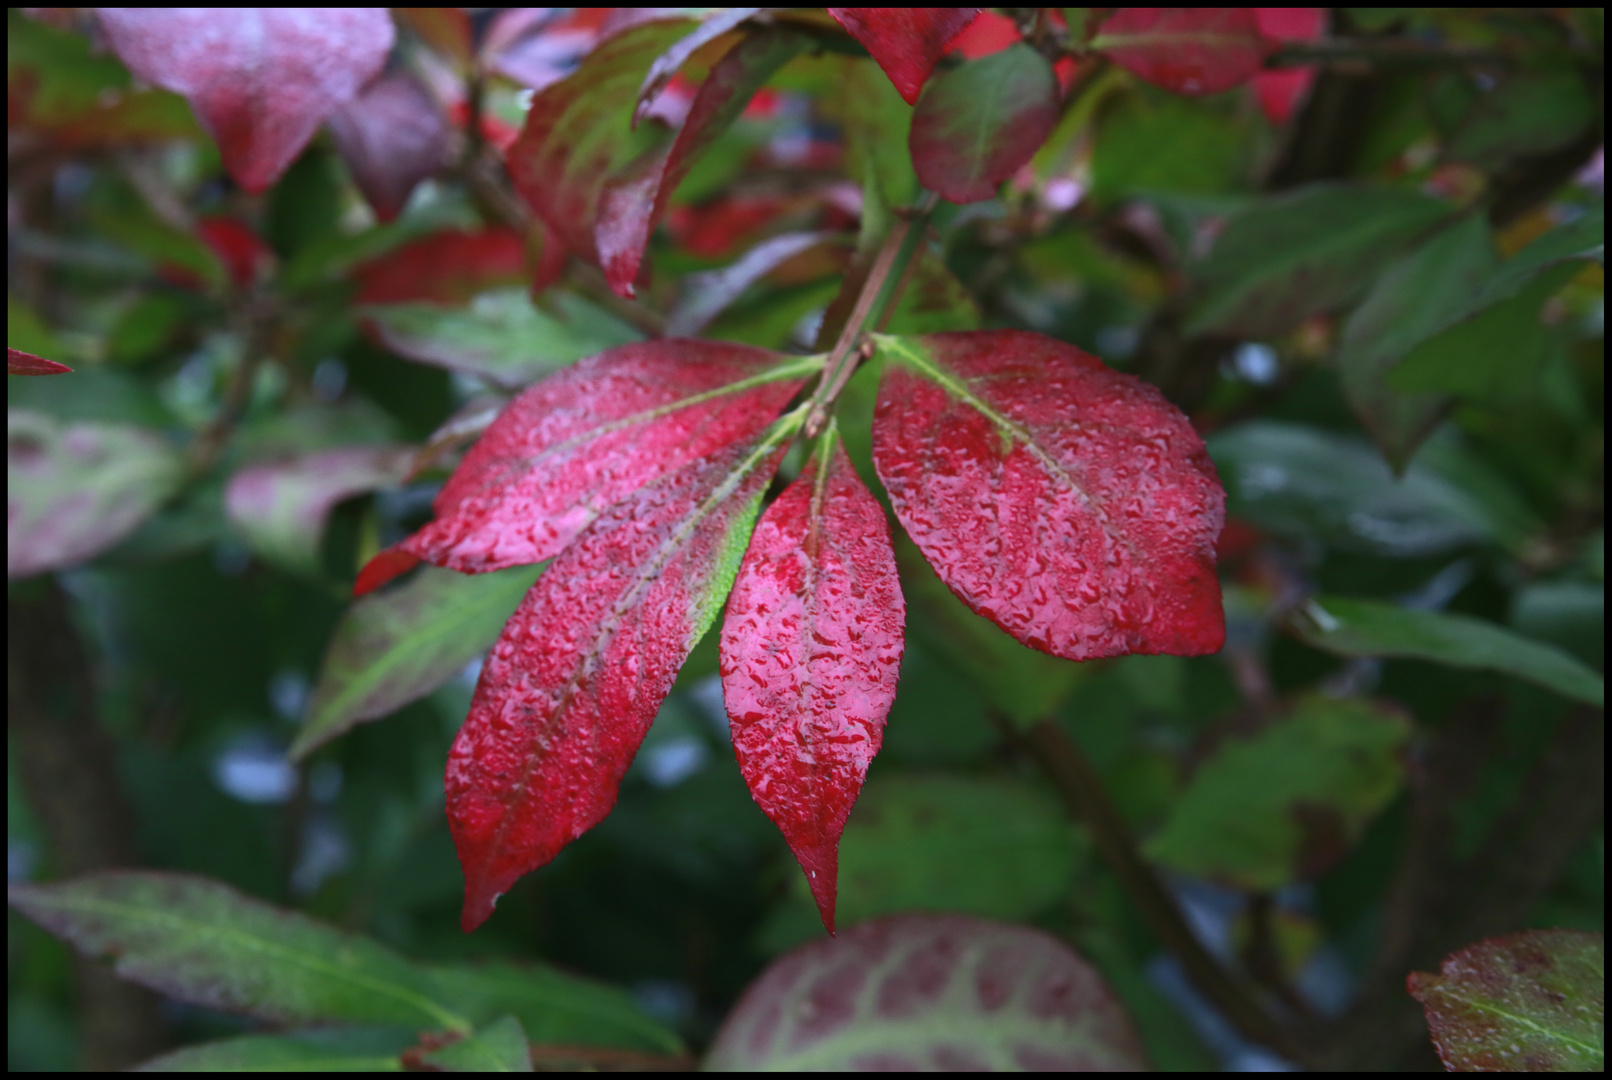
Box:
828 8 982 104
721 438 903 935
8 348 72 375
353 548 421 597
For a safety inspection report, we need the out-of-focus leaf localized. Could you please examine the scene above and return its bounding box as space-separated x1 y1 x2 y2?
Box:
1408 930 1604 1072
895 534 1086 727
821 54 919 217
1094 7 1271 95
831 775 1084 925
294 563 546 760
396 7 474 69
131 1027 415 1072
633 8 761 123
364 289 641 387
909 44 1059 204
1463 203 1604 314
1511 580 1604 669
224 445 413 574
1292 596 1605 707
826 8 982 105
7 348 71 376
8 410 183 579
707 913 1149 1070
423 962 684 1054
721 434 903 933
1208 422 1542 556
668 232 842 337
95 9 394 193
327 71 447 224
1338 215 1497 470
353 228 529 306
6 872 472 1031
1447 70 1596 170
882 248 983 333
1090 90 1252 203
1186 184 1450 338
1251 8 1323 125
423 1016 532 1072
1144 695 1411 890
871 331 1225 661
9 9 130 125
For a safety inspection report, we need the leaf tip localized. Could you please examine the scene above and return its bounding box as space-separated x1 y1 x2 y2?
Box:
354 548 421 597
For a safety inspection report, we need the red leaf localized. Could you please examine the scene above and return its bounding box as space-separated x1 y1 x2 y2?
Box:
353 229 528 306
597 27 811 297
357 341 816 593
909 44 1059 204
827 8 982 105
95 9 393 193
720 436 904 934
633 8 762 126
450 434 792 930
505 20 692 288
1251 8 1323 125
870 331 1225 661
327 71 448 223
197 217 270 291
8 348 72 376
944 9 1021 58
1095 8 1271 96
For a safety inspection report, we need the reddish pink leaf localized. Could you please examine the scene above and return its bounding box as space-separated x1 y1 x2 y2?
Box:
95 9 393 194
1251 8 1323 125
597 27 811 297
945 9 1021 58
8 349 72 376
197 217 270 290
505 20 692 285
394 8 474 69
827 8 982 105
356 342 817 594
450 435 791 930
327 72 447 223
353 229 528 306
633 8 762 126
1095 8 1271 96
481 8 602 93
909 43 1059 204
720 437 904 934
870 331 1225 661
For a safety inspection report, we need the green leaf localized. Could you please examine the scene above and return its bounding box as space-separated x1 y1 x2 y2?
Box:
822 55 919 218
1338 215 1497 470
1409 929 1604 1072
1466 203 1604 313
294 563 546 760
1090 88 1251 204
1186 183 1450 338
6 872 473 1032
132 1027 414 1072
423 1017 532 1073
1293 596 1604 707
8 410 185 579
1144 695 1411 890
1446 70 1596 170
363 289 642 388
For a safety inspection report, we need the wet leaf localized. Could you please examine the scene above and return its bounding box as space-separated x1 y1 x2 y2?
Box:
8 410 183 579
909 44 1059 204
1409 929 1604 1072
294 563 546 761
1293 596 1604 707
327 71 448 223
449 431 793 930
1094 8 1271 96
707 913 1149 1070
597 27 812 297
423 1016 532 1072
132 1028 415 1072
870 330 1225 662
357 341 815 594
7 348 71 376
224 445 413 574
95 9 393 193
1144 695 1411 890
7 871 471 1031
827 8 982 105
1186 183 1450 338
720 434 904 933
353 228 529 306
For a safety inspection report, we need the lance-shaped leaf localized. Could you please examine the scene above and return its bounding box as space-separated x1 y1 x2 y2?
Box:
827 9 982 105
870 331 1225 662
354 228 529 306
505 20 692 283
326 71 448 224
356 342 815 595
294 563 546 761
7 871 473 1032
8 410 184 579
707 913 1149 1070
909 43 1059 204
95 9 393 193
597 27 812 297
8 348 71 375
1093 8 1272 96
449 432 793 931
132 1028 416 1072
720 433 904 934
1409 930 1604 1072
